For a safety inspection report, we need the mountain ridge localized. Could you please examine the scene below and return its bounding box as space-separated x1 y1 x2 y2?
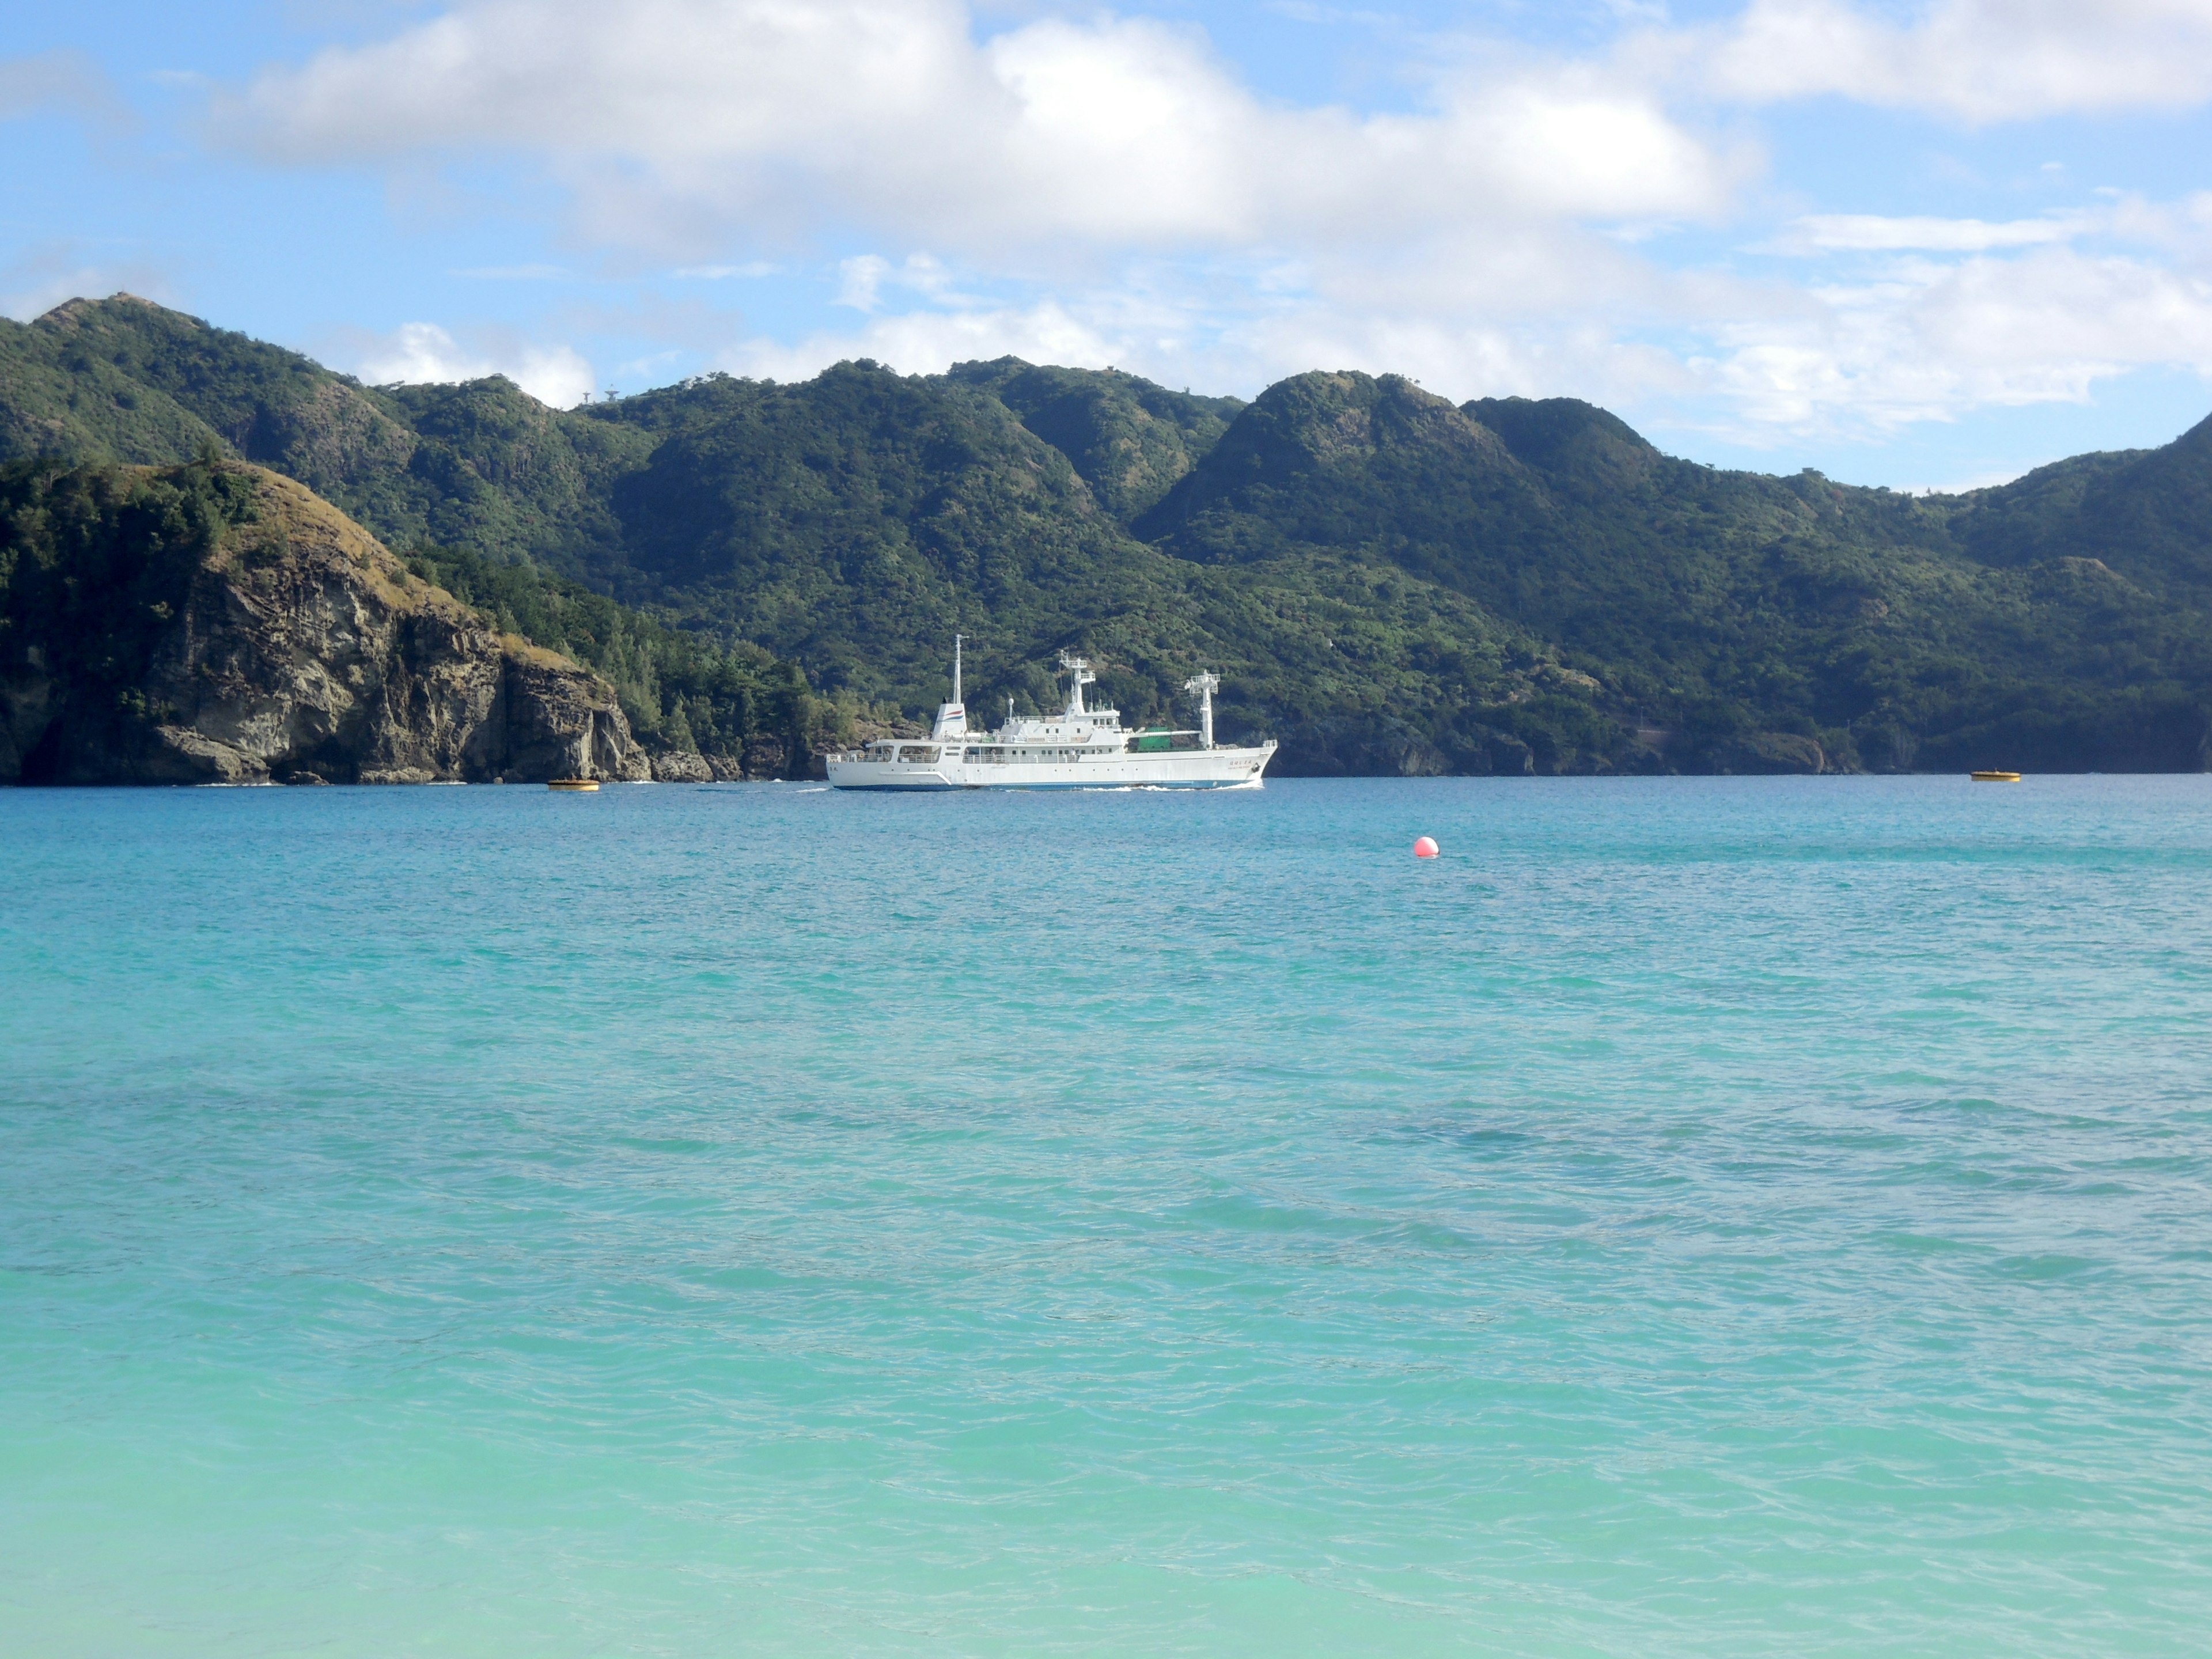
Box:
5 294 2210 775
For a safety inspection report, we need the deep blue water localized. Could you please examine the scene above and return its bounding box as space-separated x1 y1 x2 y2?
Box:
3 776 2209 1656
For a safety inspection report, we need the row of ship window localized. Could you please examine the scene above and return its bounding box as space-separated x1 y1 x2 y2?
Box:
862 745 1103 763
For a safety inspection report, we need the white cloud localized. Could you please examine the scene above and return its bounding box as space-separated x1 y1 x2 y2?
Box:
834 252 964 312
708 218 2212 449
709 246 1697 415
1777 214 2086 253
719 298 1119 384
212 0 1758 425
834 256 892 313
205 0 2212 449
1699 0 2212 123
1702 245 2212 435
222 0 1745 262
347 320 598 407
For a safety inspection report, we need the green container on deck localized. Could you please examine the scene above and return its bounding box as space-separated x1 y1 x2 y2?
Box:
1135 731 1171 752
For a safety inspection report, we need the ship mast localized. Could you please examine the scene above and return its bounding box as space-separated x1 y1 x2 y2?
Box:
930 634 968 738
1059 653 1094 718
1184 672 1219 749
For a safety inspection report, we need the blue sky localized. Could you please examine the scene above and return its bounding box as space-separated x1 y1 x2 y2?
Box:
9 0 2212 488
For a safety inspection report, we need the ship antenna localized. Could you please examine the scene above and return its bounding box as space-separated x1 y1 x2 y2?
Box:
1183 671 1220 750
953 633 962 705
1058 652 1094 718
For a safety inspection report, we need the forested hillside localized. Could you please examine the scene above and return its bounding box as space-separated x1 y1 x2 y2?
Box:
6 293 2210 774
0 456 839 783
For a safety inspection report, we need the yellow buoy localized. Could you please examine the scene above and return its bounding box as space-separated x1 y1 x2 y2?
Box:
1970 770 2021 782
548 778 601 791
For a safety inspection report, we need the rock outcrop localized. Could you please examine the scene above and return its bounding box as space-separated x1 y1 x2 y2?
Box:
648 750 713 783
1702 731 1834 776
0 462 649 785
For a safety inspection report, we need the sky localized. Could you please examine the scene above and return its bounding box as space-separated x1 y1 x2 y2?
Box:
7 1 2212 489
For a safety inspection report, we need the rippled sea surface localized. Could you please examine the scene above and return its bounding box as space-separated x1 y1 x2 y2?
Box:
3 776 2210 1657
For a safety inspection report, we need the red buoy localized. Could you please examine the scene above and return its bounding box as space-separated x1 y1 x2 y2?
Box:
1413 836 1440 859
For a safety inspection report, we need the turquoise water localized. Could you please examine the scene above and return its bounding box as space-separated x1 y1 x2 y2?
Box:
3 777 2209 1657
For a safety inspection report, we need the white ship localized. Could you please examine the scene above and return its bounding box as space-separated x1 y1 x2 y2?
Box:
825 640 1277 791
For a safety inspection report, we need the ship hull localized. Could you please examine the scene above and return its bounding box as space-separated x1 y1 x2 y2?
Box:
826 744 1274 791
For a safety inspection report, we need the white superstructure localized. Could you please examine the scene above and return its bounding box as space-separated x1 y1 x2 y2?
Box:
826 640 1277 791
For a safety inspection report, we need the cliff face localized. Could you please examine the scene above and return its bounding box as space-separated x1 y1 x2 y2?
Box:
0 461 648 785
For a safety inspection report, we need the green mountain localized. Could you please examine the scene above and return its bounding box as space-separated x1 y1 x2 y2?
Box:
0 296 653 574
945 357 1245 521
5 293 2210 774
1139 371 2212 771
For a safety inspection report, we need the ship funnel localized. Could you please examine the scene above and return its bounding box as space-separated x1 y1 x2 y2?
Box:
1183 671 1220 749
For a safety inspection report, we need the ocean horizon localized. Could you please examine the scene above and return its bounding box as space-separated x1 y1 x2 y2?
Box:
5 775 2208 1656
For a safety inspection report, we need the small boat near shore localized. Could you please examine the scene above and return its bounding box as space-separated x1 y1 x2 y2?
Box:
1971 770 2022 783
548 778 601 791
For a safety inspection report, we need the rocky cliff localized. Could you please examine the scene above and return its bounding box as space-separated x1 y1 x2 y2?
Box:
0 460 649 785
